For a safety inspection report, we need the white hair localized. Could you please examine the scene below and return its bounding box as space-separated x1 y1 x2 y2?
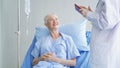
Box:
44 13 57 24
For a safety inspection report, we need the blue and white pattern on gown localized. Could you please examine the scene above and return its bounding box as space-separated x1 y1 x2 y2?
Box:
31 33 80 68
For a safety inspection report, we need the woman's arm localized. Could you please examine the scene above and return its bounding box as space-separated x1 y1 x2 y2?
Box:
45 53 76 66
32 54 51 66
54 57 76 66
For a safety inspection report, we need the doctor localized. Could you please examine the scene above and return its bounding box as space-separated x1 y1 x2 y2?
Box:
75 0 120 68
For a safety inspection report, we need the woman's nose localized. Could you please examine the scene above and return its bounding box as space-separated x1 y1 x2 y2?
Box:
53 20 57 23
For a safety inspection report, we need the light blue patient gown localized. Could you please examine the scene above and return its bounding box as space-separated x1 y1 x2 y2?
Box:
31 33 80 68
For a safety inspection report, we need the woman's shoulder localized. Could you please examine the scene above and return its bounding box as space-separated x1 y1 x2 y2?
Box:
60 32 73 40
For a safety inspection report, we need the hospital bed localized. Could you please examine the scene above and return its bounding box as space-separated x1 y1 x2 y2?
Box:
21 31 91 68
21 20 91 68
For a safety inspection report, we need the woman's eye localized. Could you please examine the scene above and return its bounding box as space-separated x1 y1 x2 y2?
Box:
48 19 53 22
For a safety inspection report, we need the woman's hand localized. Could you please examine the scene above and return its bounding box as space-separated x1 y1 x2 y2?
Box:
44 52 59 62
32 58 39 66
32 53 53 66
32 52 58 66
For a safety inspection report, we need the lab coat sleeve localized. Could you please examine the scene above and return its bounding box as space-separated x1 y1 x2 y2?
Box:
86 0 120 30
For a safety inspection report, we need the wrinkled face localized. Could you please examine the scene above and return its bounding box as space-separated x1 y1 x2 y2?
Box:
45 14 59 30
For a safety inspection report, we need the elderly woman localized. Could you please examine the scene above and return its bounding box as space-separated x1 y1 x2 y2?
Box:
31 13 80 68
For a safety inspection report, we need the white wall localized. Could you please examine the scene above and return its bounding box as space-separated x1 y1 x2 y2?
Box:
0 0 2 67
1 0 18 68
0 0 98 68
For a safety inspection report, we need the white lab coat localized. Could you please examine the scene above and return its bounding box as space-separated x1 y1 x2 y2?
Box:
86 0 120 68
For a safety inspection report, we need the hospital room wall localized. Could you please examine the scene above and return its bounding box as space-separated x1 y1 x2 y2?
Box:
0 0 18 68
0 0 97 68
0 0 2 67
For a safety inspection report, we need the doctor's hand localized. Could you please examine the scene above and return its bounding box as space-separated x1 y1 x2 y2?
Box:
79 6 92 17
